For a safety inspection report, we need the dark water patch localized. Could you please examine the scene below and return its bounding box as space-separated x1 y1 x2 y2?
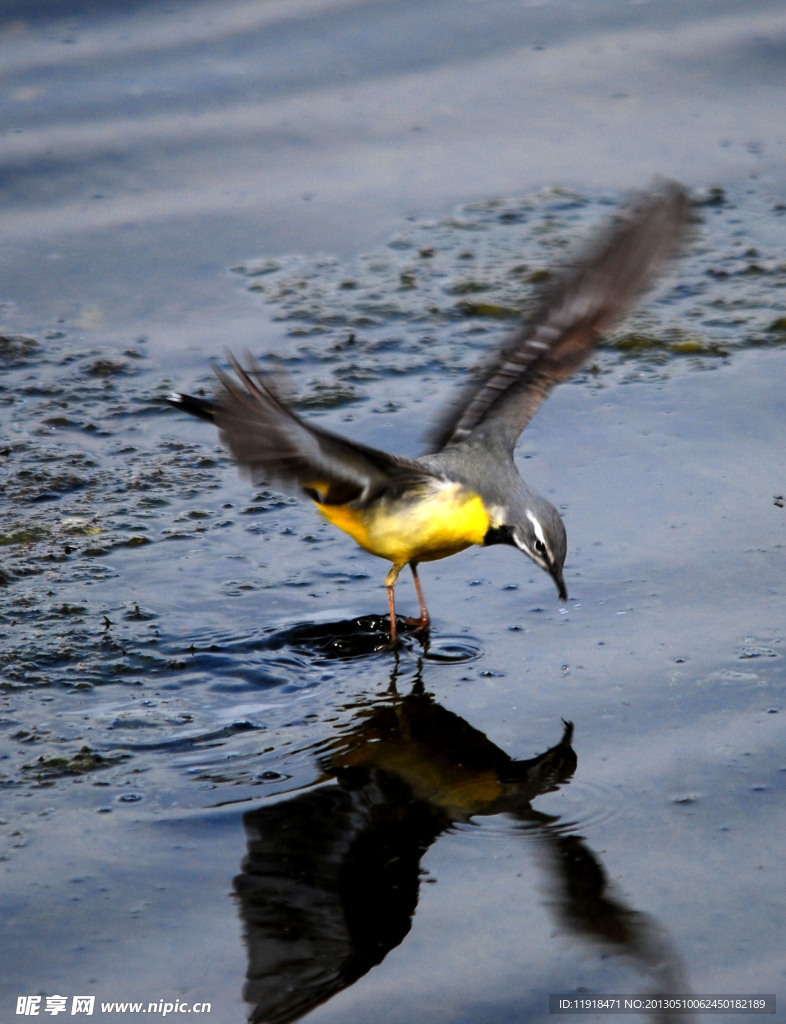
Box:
168 616 454 690
257 617 486 664
264 615 406 659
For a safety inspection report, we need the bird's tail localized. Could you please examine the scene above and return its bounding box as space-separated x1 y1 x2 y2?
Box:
166 392 217 424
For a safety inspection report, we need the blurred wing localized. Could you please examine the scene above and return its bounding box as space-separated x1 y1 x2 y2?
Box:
170 353 430 504
429 180 693 452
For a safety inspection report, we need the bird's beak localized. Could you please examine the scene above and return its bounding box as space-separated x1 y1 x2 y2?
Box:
552 568 568 602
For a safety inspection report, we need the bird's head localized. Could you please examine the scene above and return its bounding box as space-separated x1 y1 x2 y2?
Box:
484 496 567 601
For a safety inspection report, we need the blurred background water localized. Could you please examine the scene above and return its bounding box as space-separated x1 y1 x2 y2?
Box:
1 2 785 1022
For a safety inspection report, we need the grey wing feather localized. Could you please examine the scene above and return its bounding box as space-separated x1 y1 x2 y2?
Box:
429 180 693 452
207 353 430 504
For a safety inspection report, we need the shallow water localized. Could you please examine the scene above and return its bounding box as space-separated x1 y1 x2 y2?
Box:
2 3 786 1023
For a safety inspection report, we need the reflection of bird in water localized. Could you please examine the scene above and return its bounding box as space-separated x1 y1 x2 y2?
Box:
171 183 691 642
233 677 687 1024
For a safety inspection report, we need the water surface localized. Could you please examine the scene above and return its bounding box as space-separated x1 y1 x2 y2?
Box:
1 3 785 1022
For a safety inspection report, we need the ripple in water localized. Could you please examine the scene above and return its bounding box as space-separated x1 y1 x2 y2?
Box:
421 635 483 664
448 776 629 844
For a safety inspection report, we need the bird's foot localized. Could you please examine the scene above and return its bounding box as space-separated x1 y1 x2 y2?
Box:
402 614 430 633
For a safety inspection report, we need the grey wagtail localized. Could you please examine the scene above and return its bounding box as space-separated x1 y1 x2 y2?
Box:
169 182 690 643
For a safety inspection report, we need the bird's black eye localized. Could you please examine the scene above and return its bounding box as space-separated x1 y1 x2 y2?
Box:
533 538 547 556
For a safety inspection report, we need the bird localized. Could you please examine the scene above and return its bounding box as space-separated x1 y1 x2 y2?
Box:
169 181 691 644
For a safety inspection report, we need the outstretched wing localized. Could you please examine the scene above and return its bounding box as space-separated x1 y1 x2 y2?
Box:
429 181 693 453
169 353 431 505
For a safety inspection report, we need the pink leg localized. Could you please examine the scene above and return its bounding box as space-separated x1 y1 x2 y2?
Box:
408 562 431 631
385 563 404 645
387 583 398 645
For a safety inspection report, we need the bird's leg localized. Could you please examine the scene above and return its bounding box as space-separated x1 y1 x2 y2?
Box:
385 563 404 645
406 562 431 632
386 585 398 646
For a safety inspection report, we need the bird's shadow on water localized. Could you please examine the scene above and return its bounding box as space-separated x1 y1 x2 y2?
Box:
231 662 690 1024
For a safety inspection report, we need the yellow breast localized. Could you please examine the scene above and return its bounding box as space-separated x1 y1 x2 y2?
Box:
314 482 490 566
